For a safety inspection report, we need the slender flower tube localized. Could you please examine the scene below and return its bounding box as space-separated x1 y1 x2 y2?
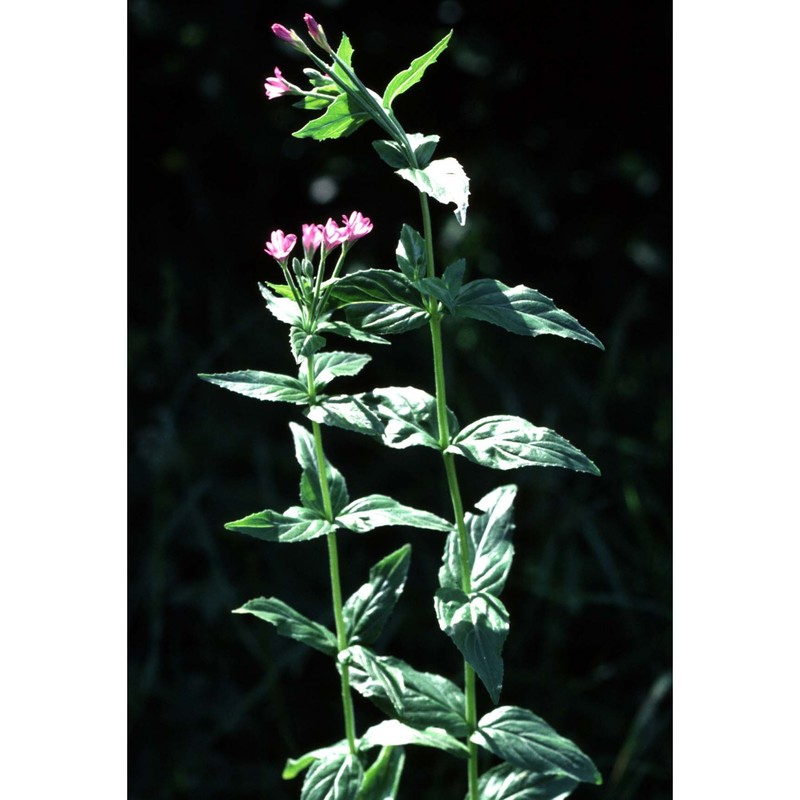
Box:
341 211 373 242
303 13 332 53
264 230 297 263
302 223 325 258
264 67 292 100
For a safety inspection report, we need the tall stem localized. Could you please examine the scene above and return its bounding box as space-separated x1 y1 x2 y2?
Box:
307 356 358 755
425 208 480 800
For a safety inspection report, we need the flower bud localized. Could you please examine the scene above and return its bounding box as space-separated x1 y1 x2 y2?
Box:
271 23 310 54
303 13 332 53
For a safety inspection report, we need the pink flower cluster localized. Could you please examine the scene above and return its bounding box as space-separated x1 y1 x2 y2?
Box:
264 212 373 265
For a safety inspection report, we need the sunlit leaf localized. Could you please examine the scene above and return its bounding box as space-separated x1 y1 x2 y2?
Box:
382 32 453 108
471 706 602 785
396 157 470 225
447 415 600 475
234 597 337 655
455 279 604 349
434 587 509 704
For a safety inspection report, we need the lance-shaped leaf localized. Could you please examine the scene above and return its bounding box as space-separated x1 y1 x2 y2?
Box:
331 269 424 310
360 386 458 450
345 303 428 335
317 319 390 345
396 157 470 225
291 422 350 516
306 395 384 437
455 279 604 349
349 653 468 736
225 506 334 544
331 33 356 88
300 351 373 391
440 485 517 597
447 416 600 475
373 133 440 170
395 224 427 281
475 763 579 800
260 283 302 325
357 747 404 800
361 720 467 759
233 597 337 656
198 370 309 404
341 645 405 713
301 750 364 800
434 587 509 704
337 495 453 535
294 93 370 141
284 741 349 780
343 545 411 646
382 31 453 108
472 706 602 786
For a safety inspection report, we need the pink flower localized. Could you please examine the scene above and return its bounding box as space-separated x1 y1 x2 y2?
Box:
341 211 373 242
302 223 324 257
303 13 331 52
264 67 291 100
264 229 297 263
322 218 347 250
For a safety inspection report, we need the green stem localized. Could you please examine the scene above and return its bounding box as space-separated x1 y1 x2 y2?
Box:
428 250 480 800
307 358 358 755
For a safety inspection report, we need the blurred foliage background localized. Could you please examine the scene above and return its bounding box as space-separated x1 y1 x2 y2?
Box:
129 1 671 798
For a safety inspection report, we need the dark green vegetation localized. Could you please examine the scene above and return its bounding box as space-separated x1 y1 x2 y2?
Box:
129 2 670 798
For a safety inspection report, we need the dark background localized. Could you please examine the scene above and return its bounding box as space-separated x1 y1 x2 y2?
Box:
129 1 671 798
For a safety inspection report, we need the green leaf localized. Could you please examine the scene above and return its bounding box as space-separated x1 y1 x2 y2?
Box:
198 370 309 404
260 283 302 324
395 224 428 281
415 259 465 314
307 395 384 437
345 303 429 335
360 387 458 451
225 506 334 543
284 741 349 780
455 279 604 349
291 422 350 516
447 415 600 475
332 33 356 87
341 645 405 713
373 133 440 170
331 269 424 309
434 587 509 704
343 545 411 646
301 750 364 800
233 597 338 656
361 720 468 759
337 495 453 535
349 653 468 737
396 157 470 225
357 747 404 800
471 706 602 786
440 485 517 597
301 351 373 391
291 327 327 363
475 763 579 800
382 31 453 108
294 93 370 141
318 319 390 345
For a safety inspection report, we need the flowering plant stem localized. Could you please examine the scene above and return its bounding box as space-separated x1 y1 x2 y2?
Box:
201 14 608 800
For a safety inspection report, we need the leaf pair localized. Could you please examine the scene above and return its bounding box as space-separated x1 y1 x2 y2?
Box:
225 423 452 544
